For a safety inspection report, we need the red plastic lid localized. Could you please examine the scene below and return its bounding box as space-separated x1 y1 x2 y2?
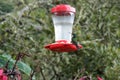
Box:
51 4 75 15
44 40 82 52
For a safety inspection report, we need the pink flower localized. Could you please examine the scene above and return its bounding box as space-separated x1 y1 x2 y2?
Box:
2 75 8 80
97 76 103 80
16 74 21 80
0 69 8 80
0 69 3 75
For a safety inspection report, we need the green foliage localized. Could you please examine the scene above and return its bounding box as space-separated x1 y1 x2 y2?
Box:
0 54 31 76
0 0 120 80
0 2 14 15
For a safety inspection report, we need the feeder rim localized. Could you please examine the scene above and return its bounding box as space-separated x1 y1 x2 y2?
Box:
51 4 76 14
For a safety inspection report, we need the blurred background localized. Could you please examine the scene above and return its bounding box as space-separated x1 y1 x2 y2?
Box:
0 0 120 80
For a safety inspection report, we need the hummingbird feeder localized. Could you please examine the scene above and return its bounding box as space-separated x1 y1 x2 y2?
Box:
45 4 82 52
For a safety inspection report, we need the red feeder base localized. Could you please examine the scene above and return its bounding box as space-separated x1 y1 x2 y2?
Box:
44 40 82 52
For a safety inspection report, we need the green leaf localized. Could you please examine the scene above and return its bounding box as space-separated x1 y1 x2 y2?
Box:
0 54 31 76
17 61 31 76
